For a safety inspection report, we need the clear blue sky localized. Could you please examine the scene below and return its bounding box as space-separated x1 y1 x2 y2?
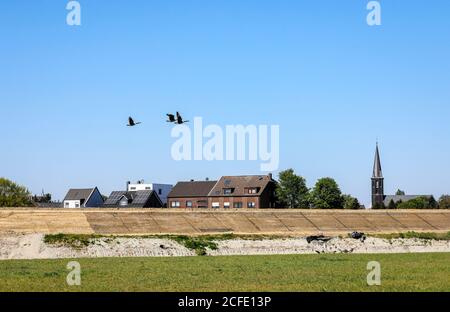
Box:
1 1 449 206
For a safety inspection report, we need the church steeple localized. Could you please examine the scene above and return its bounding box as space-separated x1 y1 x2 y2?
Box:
371 142 384 208
373 142 383 178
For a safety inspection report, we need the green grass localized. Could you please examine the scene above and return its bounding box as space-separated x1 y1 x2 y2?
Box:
373 231 450 240
43 234 105 249
1 253 450 292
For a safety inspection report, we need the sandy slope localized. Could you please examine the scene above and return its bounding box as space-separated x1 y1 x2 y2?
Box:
1 234 450 260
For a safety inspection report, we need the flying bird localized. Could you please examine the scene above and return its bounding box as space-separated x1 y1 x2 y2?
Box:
127 116 141 127
166 113 176 123
176 111 189 124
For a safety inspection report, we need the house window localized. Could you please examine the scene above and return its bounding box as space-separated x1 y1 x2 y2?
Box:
212 202 220 208
119 197 129 206
75 203 80 208
233 202 243 208
186 201 193 208
171 201 180 208
158 189 162 195
197 200 208 208
246 188 258 194
130 187 136 190
223 188 233 195
224 202 230 208
64 202 69 207
247 202 256 208
145 187 151 190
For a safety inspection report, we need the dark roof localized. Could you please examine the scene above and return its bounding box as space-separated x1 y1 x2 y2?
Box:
373 143 383 178
168 181 217 198
34 202 63 208
103 190 163 208
384 195 433 205
63 188 95 201
208 175 274 197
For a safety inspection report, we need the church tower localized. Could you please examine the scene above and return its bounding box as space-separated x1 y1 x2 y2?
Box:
372 143 384 208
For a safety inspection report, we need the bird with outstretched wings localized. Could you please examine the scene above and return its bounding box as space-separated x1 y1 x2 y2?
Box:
166 113 176 123
176 111 189 124
127 116 141 127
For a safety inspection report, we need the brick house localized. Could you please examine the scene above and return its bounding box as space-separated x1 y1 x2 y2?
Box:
207 174 277 209
167 180 217 208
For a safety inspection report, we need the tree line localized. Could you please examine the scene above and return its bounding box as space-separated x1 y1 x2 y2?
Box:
1 175 450 209
275 169 361 209
275 169 450 209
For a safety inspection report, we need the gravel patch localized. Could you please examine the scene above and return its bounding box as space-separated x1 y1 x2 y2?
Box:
1 234 450 260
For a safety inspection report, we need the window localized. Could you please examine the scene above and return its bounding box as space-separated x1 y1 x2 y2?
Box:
75 203 80 208
158 189 162 195
224 202 230 208
64 202 69 207
186 201 193 208
246 188 258 194
197 200 208 208
223 188 233 195
212 202 220 208
130 187 136 190
171 201 180 208
233 202 243 208
247 202 256 208
145 187 151 190
119 197 129 206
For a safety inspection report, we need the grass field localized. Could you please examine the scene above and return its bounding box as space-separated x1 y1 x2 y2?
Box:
1 253 450 292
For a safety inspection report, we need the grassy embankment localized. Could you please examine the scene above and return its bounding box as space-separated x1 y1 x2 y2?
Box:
1 253 450 291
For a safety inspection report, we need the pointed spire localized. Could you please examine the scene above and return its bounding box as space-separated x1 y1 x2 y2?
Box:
373 142 383 178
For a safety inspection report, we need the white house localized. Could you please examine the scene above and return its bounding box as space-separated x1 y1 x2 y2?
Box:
63 187 104 208
126 181 172 206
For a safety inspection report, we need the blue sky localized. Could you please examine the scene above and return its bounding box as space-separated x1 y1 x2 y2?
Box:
1 1 449 206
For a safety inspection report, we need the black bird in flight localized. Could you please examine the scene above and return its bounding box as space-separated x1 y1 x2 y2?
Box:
176 111 189 124
166 113 176 123
127 116 141 127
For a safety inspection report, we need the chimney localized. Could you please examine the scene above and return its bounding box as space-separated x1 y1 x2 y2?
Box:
205 177 209 181
268 173 273 180
190 179 194 182
126 181 130 191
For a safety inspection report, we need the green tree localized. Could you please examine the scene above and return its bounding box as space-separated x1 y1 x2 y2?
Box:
275 169 309 208
387 199 397 209
397 196 437 209
438 195 450 209
0 178 33 207
395 189 406 196
309 178 344 209
342 194 361 209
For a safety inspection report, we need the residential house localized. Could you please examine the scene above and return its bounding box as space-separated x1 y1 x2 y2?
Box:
126 180 172 206
63 187 104 208
102 190 163 208
167 180 217 208
207 174 277 209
